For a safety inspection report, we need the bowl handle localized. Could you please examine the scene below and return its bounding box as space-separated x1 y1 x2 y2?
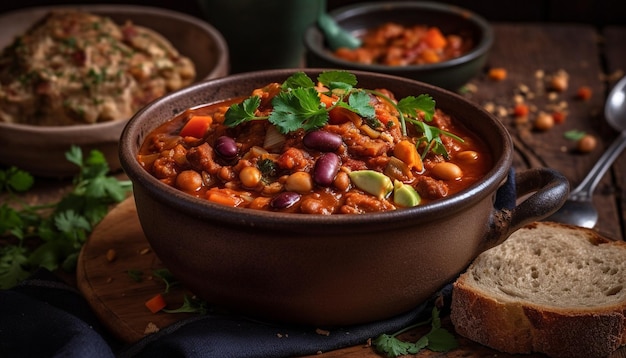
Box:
483 167 569 250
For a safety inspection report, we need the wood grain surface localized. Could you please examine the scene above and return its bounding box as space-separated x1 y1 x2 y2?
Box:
76 197 195 343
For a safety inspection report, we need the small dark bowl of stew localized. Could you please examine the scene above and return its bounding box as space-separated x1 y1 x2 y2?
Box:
119 68 568 326
303 1 493 91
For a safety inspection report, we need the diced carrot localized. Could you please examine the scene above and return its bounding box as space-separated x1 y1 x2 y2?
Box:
319 93 337 108
488 67 507 81
423 27 447 49
393 140 423 172
329 106 361 125
206 188 239 207
420 49 440 64
179 115 213 138
576 86 592 100
513 103 529 117
145 293 167 313
552 111 567 124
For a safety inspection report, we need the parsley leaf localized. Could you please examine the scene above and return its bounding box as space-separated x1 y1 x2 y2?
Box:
318 70 357 88
0 146 132 289
269 88 328 133
373 307 458 357
163 294 209 315
0 245 30 289
398 95 436 122
153 268 179 293
0 167 34 193
282 72 316 89
224 96 262 127
348 91 376 118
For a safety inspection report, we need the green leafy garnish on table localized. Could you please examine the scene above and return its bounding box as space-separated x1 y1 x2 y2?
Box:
373 307 458 357
564 129 587 141
0 146 132 289
224 70 462 158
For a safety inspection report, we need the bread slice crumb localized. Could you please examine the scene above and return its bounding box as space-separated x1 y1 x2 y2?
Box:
450 221 626 357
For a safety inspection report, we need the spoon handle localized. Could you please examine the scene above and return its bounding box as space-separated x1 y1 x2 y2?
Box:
569 130 626 200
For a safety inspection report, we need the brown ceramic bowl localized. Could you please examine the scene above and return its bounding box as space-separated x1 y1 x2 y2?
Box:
0 5 229 177
303 1 493 91
119 69 568 326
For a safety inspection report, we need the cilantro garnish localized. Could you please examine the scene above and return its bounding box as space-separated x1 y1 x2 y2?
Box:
223 70 462 158
373 307 458 357
163 294 209 315
0 146 132 289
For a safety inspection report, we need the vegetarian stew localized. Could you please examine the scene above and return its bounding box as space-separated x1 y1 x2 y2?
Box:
137 71 491 214
334 23 472 66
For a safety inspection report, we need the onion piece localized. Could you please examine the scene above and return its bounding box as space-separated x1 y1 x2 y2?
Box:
263 125 286 151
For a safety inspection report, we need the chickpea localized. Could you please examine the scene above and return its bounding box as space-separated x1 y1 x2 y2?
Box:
333 171 351 191
176 170 203 192
284 171 313 193
218 166 235 181
239 166 262 188
577 134 597 153
431 162 462 181
534 112 554 131
549 70 569 92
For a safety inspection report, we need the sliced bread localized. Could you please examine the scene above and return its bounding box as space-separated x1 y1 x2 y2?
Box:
450 221 626 358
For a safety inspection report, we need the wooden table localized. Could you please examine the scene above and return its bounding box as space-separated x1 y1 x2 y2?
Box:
3 22 626 357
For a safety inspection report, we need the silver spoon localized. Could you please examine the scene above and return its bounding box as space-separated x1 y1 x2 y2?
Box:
546 76 626 228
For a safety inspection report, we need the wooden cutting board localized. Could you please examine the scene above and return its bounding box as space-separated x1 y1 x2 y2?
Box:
76 197 196 343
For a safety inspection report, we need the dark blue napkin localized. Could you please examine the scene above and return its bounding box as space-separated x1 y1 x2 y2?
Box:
0 169 515 358
0 269 450 358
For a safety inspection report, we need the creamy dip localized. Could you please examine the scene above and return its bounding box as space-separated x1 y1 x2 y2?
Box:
0 10 196 125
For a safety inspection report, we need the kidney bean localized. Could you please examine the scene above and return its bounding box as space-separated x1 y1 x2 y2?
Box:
303 130 343 152
214 136 238 160
313 152 341 187
270 191 301 209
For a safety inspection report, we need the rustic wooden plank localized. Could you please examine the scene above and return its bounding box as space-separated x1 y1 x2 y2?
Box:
460 23 622 240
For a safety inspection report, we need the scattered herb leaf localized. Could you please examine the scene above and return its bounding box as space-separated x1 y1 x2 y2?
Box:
373 307 458 357
163 294 209 315
127 269 144 282
153 268 179 293
564 129 587 141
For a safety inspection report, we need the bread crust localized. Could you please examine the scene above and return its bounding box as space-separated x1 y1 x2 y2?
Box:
450 222 626 357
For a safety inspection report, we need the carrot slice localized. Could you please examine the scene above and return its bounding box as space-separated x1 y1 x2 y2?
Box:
145 293 167 313
179 115 213 138
394 140 423 172
423 27 447 49
206 188 239 207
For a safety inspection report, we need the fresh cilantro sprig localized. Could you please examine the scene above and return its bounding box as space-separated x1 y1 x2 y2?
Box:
373 307 458 357
223 70 462 158
0 146 132 289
